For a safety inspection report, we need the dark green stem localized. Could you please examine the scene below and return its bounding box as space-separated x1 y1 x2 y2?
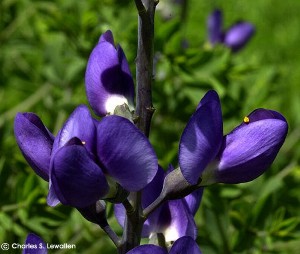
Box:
119 192 143 253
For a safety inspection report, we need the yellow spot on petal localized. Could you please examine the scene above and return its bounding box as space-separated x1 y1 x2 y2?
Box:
243 116 250 124
82 141 86 145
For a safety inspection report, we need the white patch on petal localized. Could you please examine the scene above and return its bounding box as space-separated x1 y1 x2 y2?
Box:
105 95 129 114
164 226 179 242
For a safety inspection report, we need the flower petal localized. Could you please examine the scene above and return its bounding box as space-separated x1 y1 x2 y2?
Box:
52 105 96 154
97 115 158 191
46 181 60 207
142 166 165 237
85 30 134 116
184 188 204 216
224 22 255 52
170 236 202 254
14 113 54 181
179 90 223 185
161 200 197 242
126 245 167 254
207 9 223 44
51 138 109 208
23 233 47 254
216 109 288 183
99 30 114 44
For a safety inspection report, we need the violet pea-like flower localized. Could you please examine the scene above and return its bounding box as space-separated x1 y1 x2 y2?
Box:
126 236 202 254
50 106 158 208
49 105 109 208
207 9 255 52
203 108 288 184
115 166 199 243
85 30 135 116
14 105 109 208
179 90 288 186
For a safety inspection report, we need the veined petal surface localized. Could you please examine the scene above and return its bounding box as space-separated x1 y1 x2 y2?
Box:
97 115 158 191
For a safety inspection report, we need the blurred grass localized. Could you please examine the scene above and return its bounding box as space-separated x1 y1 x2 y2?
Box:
1 0 300 253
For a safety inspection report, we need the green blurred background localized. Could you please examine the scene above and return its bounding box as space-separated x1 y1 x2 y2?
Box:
1 0 300 253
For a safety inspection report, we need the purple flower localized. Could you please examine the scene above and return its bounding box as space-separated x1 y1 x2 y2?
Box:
208 109 288 184
223 22 255 52
207 9 223 45
115 166 198 243
207 9 255 52
179 90 288 185
15 105 158 208
23 233 47 254
126 236 202 254
85 30 135 116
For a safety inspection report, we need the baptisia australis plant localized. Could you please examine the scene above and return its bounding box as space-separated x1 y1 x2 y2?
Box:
207 9 255 51
14 10 287 254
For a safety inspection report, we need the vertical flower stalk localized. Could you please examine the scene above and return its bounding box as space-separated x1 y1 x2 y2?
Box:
135 0 156 137
119 1 157 253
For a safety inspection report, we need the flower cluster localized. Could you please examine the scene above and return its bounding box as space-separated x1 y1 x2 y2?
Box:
14 31 158 210
15 30 287 253
207 9 255 51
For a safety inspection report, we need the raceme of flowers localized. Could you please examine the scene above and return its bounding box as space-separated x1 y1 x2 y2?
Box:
14 30 288 253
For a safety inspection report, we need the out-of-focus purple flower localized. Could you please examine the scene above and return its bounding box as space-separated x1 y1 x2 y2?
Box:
179 90 288 186
85 30 135 117
115 166 198 243
207 9 255 52
202 109 288 184
224 22 255 52
207 9 223 45
15 105 158 208
126 236 202 254
23 233 47 254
